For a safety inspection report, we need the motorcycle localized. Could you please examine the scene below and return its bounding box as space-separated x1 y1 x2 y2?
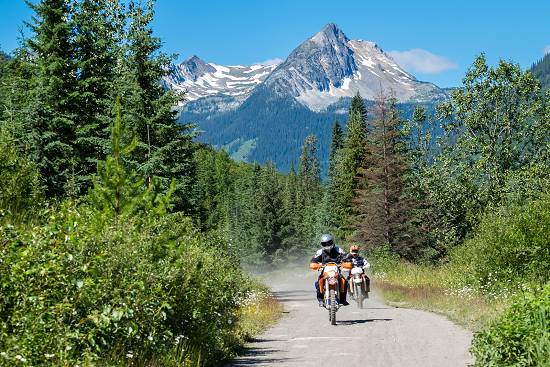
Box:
348 264 370 309
310 261 352 325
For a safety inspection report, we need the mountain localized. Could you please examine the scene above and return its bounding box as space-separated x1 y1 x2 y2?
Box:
532 53 550 90
261 23 445 110
171 24 447 174
163 55 279 104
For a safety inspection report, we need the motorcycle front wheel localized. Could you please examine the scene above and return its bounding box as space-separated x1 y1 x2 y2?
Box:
329 289 337 325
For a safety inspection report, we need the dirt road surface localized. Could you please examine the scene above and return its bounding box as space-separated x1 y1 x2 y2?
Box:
229 268 473 367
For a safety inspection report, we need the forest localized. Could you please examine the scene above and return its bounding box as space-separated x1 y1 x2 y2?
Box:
1 0 549 366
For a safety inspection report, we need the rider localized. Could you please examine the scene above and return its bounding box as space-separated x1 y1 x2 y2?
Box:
346 244 371 293
310 234 350 307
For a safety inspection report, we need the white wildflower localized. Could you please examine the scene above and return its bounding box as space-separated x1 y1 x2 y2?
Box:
45 353 55 358
15 355 26 362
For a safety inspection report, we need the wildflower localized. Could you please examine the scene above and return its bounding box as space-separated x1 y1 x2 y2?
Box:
148 335 153 341
126 352 134 359
0 352 7 358
65 345 72 351
15 355 26 362
45 353 55 358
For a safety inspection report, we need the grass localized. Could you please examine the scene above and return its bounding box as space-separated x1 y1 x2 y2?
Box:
372 261 508 330
236 289 283 339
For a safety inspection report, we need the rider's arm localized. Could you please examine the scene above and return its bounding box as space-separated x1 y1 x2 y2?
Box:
310 249 323 263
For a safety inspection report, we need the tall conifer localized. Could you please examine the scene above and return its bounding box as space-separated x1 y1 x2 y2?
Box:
27 0 78 196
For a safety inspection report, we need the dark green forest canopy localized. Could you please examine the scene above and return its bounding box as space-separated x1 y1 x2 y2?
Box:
532 52 550 89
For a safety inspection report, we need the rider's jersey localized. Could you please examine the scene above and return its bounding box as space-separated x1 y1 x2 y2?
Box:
311 246 347 264
347 255 369 268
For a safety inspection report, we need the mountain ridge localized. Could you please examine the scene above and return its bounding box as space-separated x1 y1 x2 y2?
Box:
172 24 447 174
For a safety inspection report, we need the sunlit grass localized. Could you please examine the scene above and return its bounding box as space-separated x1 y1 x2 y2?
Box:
235 288 283 340
372 260 508 330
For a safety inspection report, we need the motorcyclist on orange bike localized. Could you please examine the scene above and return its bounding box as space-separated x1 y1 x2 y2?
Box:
310 234 350 307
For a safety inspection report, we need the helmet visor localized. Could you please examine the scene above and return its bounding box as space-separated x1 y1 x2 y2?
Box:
321 239 334 247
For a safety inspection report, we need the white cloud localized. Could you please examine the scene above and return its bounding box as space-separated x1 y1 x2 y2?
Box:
257 58 283 66
388 49 457 74
544 45 550 55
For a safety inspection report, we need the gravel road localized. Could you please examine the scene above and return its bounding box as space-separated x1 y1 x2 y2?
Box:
229 267 473 367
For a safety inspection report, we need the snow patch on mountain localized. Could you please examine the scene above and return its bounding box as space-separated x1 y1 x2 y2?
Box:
163 56 280 103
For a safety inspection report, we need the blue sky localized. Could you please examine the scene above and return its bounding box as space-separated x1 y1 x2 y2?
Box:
1 0 549 87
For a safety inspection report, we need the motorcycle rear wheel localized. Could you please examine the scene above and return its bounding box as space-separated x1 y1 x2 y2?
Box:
354 284 364 308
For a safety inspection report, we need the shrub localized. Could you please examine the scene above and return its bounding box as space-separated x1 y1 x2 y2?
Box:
471 283 550 367
0 111 254 366
452 194 550 296
0 204 251 366
0 128 43 221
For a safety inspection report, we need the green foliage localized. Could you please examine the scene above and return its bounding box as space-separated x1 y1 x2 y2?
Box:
0 128 43 220
26 0 79 197
0 206 251 366
326 92 368 235
117 0 196 214
0 119 252 366
88 101 174 219
471 284 550 367
73 0 120 189
452 194 550 296
328 120 343 178
531 52 550 90
433 54 548 244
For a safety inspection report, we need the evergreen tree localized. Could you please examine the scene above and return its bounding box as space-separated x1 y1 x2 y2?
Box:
89 99 173 219
328 120 343 178
73 0 120 191
119 0 195 213
354 94 410 257
26 0 78 196
298 134 321 200
327 92 368 234
297 134 322 249
281 163 300 246
255 163 287 261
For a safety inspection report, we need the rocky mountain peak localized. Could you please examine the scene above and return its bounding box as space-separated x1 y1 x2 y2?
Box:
311 23 349 46
182 55 215 81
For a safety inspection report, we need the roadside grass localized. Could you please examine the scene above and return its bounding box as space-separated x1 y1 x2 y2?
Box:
235 286 284 340
375 279 506 330
371 261 508 330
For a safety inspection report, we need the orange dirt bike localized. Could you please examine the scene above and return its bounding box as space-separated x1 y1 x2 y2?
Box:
348 265 370 309
310 261 353 325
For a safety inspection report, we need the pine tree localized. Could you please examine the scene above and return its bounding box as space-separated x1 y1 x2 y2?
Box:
327 92 368 234
118 0 195 213
73 0 120 191
297 134 322 249
89 99 173 219
255 163 287 261
328 120 343 178
354 94 410 256
26 0 78 196
298 134 321 203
